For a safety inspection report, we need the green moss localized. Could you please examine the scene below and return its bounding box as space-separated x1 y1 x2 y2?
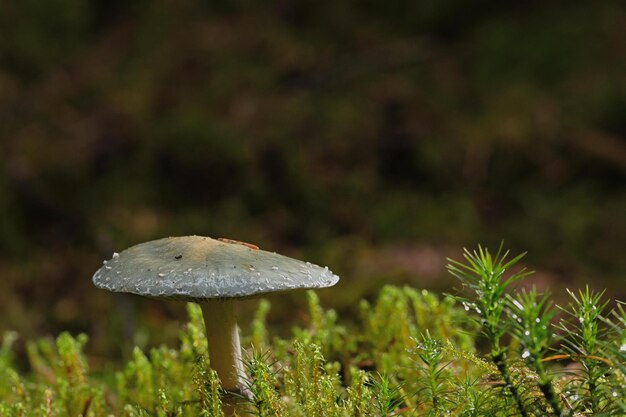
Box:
2 246 626 415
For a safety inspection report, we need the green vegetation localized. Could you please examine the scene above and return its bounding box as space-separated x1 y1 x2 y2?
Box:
2 246 626 415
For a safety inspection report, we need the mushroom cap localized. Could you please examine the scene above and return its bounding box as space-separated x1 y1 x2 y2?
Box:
92 236 339 301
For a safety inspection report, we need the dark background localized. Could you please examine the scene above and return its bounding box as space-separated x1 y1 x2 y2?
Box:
1 1 625 358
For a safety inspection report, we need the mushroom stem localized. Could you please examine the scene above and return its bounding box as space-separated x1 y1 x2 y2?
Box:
200 300 245 392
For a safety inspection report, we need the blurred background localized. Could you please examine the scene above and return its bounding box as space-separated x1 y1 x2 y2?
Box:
1 1 625 360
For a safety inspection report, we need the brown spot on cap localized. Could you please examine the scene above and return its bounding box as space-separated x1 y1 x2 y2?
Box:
217 238 259 250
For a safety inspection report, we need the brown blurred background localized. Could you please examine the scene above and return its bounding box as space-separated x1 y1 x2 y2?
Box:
1 1 625 359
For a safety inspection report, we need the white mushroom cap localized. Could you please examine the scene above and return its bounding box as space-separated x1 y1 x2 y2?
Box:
93 236 339 300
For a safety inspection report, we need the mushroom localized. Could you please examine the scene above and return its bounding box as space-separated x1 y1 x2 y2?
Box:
92 236 339 410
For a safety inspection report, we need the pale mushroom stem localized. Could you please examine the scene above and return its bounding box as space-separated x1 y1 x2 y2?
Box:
200 300 245 393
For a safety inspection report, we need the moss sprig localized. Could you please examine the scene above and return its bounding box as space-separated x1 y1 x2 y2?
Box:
447 244 531 417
